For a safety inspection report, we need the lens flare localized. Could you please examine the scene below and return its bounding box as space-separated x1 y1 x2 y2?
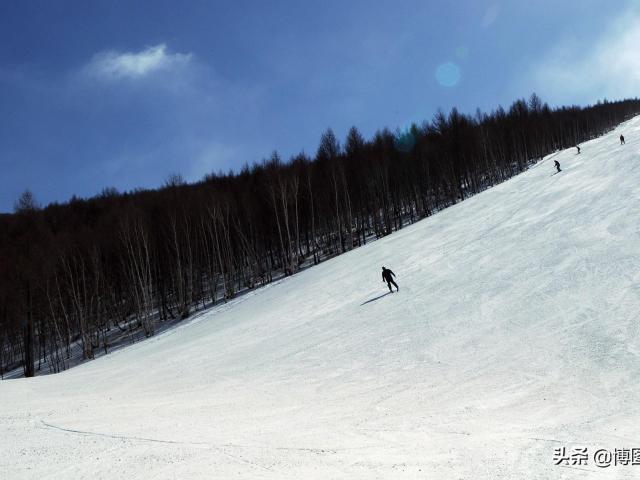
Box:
435 62 461 87
456 46 469 59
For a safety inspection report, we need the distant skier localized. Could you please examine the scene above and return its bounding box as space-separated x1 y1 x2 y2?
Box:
620 135 625 145
554 160 561 173
576 145 580 154
381 266 399 293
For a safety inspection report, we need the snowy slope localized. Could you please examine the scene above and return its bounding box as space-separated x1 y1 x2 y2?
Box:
3 118 640 479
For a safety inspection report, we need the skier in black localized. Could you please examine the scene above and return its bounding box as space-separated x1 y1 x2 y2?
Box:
554 160 561 173
382 266 399 292
576 145 580 154
620 135 625 145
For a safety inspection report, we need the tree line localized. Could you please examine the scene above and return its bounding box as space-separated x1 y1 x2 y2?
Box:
2 95 639 377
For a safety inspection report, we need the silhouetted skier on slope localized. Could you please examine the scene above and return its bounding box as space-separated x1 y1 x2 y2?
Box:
382 266 399 292
620 135 625 145
576 145 580 154
554 160 561 173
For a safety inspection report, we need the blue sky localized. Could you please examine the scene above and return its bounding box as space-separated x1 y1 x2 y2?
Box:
1 0 639 212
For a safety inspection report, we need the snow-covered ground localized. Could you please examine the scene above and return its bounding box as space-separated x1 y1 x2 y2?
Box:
3 118 640 479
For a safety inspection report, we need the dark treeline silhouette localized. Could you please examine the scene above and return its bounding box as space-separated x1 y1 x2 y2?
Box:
2 95 639 377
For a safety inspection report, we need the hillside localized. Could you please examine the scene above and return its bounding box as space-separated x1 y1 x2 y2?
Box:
2 117 640 479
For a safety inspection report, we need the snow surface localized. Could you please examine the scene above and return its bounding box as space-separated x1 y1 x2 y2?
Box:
3 118 640 479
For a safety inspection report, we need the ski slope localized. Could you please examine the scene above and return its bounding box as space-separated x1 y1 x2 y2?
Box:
3 118 640 479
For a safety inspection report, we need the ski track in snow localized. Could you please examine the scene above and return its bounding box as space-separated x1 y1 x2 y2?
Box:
3 118 640 478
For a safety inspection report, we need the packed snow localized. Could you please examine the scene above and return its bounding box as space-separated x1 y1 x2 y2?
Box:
2 118 640 479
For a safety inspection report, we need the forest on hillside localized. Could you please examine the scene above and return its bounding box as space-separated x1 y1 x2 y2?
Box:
2 95 639 377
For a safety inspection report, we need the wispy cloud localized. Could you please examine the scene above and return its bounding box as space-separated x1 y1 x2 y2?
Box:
481 4 500 28
0 39 277 209
83 44 192 81
187 141 242 180
527 6 640 104
69 42 266 187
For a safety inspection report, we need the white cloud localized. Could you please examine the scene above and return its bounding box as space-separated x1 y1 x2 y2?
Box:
84 44 192 81
528 8 640 104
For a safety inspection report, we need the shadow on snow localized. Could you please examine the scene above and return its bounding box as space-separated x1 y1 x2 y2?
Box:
360 291 393 306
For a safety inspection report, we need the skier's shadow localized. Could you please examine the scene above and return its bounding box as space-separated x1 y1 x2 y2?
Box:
360 291 392 306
